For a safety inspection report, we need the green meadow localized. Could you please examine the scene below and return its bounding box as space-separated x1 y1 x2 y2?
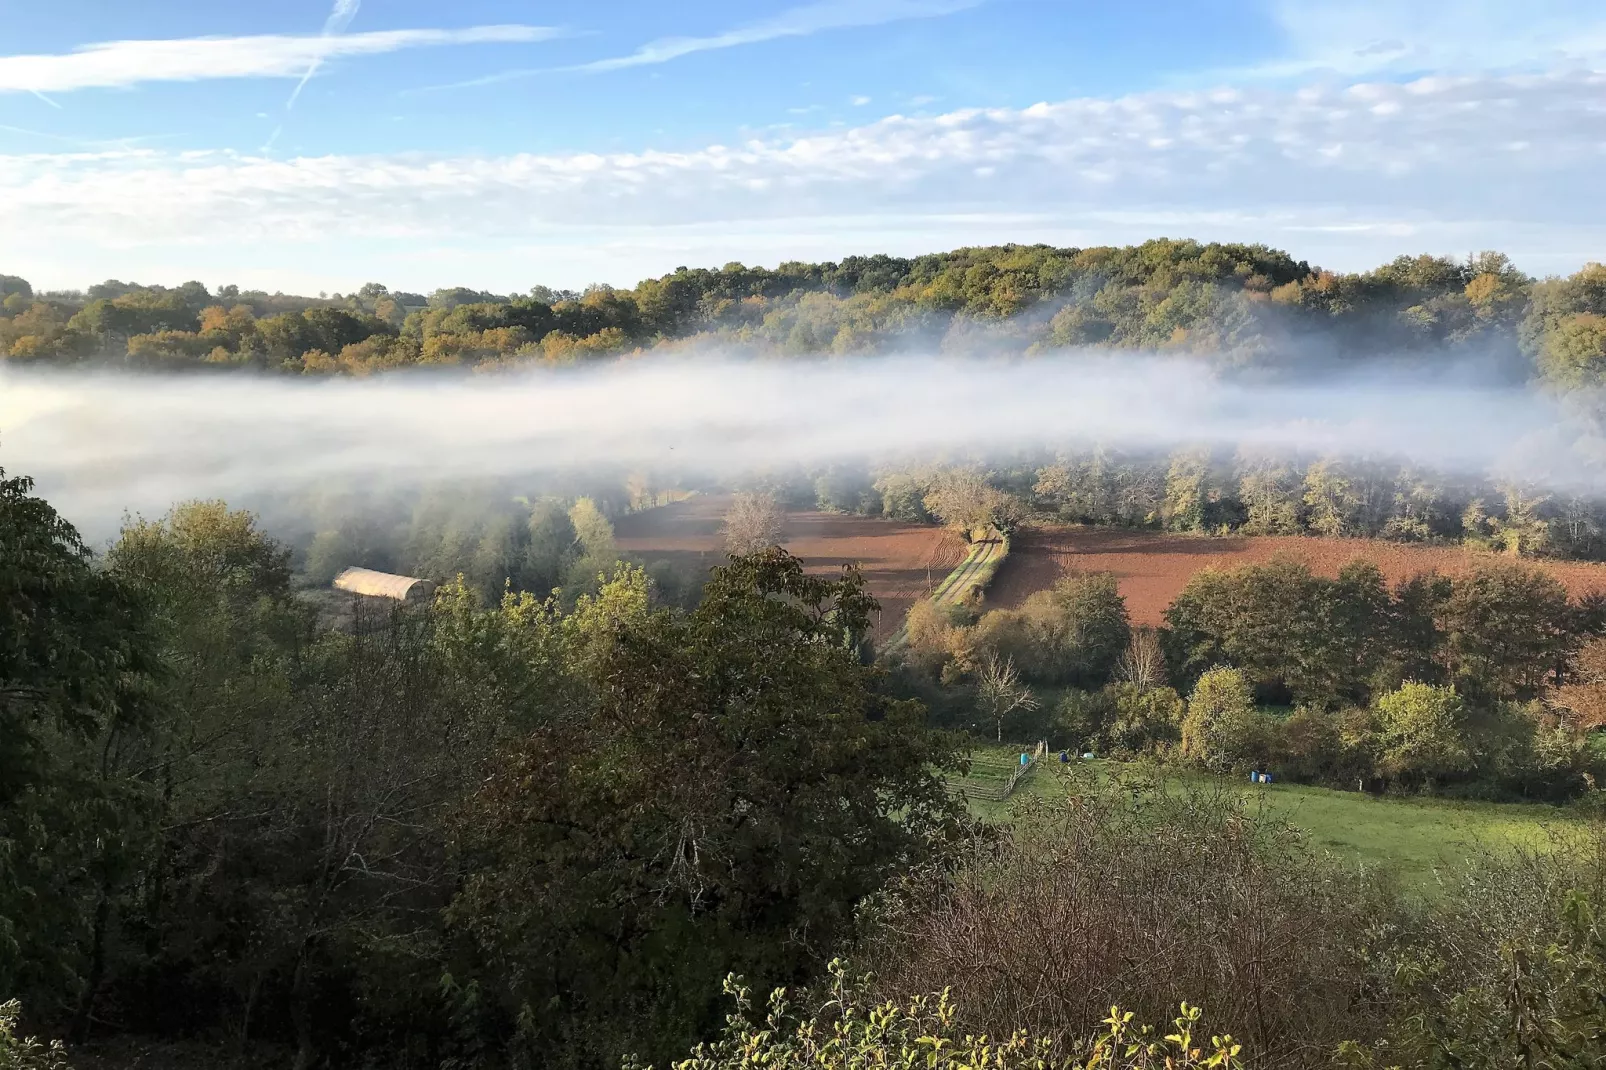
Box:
961 748 1583 888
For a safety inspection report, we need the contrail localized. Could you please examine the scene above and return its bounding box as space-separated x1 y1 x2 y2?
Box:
286 0 361 110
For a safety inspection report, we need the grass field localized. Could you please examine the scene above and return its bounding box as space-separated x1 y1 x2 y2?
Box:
959 747 1583 889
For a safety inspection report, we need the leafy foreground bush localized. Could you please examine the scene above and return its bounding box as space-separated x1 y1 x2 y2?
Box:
867 765 1606 1070
626 963 1241 1070
869 768 1389 1068
1345 825 1606 1070
0 1002 67 1070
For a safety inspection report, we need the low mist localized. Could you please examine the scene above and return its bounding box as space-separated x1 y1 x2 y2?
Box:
3 353 1602 538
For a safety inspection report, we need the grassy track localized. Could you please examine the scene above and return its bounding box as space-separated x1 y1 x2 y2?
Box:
961 747 1581 889
881 530 1008 655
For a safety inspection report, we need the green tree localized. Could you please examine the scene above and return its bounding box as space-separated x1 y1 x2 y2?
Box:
449 550 961 1067
1181 667 1259 770
1304 459 1391 538
1235 454 1301 534
1372 683 1471 787
0 468 159 1018
1162 448 1210 532
1010 571 1131 686
1440 562 1573 700
923 470 1023 537
1165 560 1390 707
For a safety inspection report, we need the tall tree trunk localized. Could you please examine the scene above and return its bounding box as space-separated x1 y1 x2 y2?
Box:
70 874 114 1043
290 945 315 1070
238 970 264 1059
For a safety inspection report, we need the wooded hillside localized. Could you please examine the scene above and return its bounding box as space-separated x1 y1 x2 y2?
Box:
4 242 1602 387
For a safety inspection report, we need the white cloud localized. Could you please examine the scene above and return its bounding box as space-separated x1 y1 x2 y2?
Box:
3 70 1605 288
0 25 562 94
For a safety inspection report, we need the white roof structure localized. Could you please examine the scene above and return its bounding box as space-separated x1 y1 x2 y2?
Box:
332 567 435 603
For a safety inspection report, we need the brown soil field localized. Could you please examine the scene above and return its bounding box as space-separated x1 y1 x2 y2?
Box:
614 495 968 637
991 525 1606 627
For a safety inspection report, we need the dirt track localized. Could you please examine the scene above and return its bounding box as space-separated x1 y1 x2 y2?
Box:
991 525 1606 627
614 496 967 637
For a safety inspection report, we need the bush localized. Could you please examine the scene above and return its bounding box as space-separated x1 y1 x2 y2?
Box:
0 1002 68 1070
1102 682 1185 756
1349 826 1606 1070
1181 667 1264 771
1373 682 1472 787
627 962 1242 1070
976 572 1130 687
869 771 1390 1067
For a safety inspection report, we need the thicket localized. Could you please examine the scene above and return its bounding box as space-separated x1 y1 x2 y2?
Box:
858 770 1606 1070
897 557 1606 800
0 468 961 1069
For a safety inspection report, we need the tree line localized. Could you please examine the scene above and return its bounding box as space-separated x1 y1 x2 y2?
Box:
899 555 1606 800
3 243 1604 388
758 456 1606 561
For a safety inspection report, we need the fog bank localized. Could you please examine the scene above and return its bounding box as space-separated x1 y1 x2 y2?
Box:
2 355 1600 537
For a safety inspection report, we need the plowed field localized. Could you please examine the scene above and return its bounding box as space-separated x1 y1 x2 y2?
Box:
614 496 968 637
991 526 1606 627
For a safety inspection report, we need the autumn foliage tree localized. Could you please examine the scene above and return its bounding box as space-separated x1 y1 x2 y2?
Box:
721 491 784 555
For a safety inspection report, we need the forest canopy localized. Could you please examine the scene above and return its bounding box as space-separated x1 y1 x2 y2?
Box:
3 242 1600 390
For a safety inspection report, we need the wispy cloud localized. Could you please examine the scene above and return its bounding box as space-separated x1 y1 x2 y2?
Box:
574 0 983 73
431 0 981 90
0 25 563 94
286 0 363 110
5 71 1606 287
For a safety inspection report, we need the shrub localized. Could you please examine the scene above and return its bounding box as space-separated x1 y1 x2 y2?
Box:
0 1002 68 1070
1181 667 1263 770
1349 827 1606 1070
1102 682 1185 756
977 572 1130 686
870 772 1389 1067
626 962 1242 1070
1372 682 1472 787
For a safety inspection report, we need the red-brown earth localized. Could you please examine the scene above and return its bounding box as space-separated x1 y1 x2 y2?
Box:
613 495 968 637
991 525 1606 627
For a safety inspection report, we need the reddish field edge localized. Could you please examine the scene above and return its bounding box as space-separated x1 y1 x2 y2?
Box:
613 496 968 638
991 525 1606 627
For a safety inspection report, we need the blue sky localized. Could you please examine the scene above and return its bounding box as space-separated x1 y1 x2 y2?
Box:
1 0 1603 293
